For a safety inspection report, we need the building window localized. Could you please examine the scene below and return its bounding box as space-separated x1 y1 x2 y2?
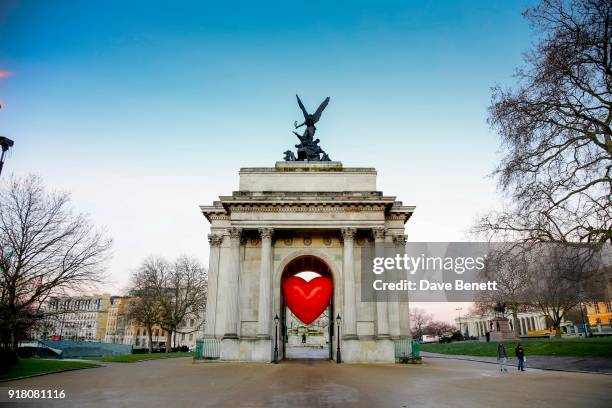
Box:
182 333 185 340
189 334 193 341
606 301 612 313
190 319 194 327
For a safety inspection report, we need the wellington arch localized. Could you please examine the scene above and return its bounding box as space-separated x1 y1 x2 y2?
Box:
200 159 415 363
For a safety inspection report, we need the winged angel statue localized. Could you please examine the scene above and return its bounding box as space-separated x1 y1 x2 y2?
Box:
283 95 332 161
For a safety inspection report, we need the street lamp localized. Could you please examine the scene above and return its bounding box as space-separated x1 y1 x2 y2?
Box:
336 314 342 363
456 307 463 335
273 314 279 364
0 136 14 177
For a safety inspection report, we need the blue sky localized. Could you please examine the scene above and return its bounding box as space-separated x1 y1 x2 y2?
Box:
0 0 534 319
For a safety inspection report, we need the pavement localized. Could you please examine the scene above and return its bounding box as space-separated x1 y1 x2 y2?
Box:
421 351 612 374
285 345 330 360
1 356 611 407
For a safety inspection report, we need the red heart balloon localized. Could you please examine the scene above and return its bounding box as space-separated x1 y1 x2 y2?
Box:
282 275 333 325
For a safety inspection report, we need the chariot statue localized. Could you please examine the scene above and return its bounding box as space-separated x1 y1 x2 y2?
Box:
283 95 332 161
494 302 507 317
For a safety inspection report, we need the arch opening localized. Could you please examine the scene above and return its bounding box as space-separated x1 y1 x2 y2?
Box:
280 255 334 360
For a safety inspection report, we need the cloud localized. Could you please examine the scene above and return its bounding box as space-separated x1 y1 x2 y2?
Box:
0 70 14 79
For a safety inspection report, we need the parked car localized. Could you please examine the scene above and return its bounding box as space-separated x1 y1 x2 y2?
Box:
419 334 439 344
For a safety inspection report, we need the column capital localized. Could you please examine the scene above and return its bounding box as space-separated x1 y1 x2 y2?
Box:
258 227 274 240
372 227 387 241
228 227 242 240
393 234 407 247
341 227 356 240
208 234 224 247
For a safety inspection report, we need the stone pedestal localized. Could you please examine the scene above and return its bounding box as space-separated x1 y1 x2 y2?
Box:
252 338 273 362
489 317 516 341
219 338 241 360
342 338 395 363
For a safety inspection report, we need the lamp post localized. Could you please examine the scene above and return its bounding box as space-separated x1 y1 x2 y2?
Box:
273 314 279 364
456 307 463 334
336 314 342 363
0 136 14 177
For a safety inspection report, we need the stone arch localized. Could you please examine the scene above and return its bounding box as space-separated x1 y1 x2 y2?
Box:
281 255 333 280
273 248 339 285
273 249 340 361
273 249 340 324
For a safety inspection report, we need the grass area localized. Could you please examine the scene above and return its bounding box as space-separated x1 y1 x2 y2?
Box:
420 337 612 357
0 359 98 381
87 351 194 363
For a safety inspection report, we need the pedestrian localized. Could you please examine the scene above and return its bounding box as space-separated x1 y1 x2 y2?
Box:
515 343 525 371
497 343 507 372
485 331 490 343
301 333 306 344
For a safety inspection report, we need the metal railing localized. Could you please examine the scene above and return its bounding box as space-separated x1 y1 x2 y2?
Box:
394 339 420 363
194 338 220 360
39 340 131 358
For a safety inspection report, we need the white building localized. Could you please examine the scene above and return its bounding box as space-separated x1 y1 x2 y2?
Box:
456 311 548 338
175 314 205 348
46 294 112 341
104 295 204 349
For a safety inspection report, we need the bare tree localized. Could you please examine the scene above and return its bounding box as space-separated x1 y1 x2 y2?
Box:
409 308 433 339
127 257 167 353
158 256 207 352
476 245 535 337
526 243 606 337
422 320 455 336
477 0 612 243
0 175 111 358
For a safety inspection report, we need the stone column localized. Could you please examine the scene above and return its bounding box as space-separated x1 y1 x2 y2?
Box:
257 228 274 338
204 234 223 337
341 228 358 339
393 234 408 339
374 227 390 338
223 227 242 339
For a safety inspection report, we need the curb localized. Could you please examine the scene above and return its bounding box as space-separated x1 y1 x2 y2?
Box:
0 364 101 383
88 355 194 363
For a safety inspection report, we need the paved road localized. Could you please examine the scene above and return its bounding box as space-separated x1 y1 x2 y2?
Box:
2 357 611 407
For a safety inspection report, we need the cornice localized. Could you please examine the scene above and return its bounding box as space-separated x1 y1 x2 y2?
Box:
230 203 387 213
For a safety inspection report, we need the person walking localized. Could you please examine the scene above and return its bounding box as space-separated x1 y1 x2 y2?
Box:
497 343 508 372
515 343 525 371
